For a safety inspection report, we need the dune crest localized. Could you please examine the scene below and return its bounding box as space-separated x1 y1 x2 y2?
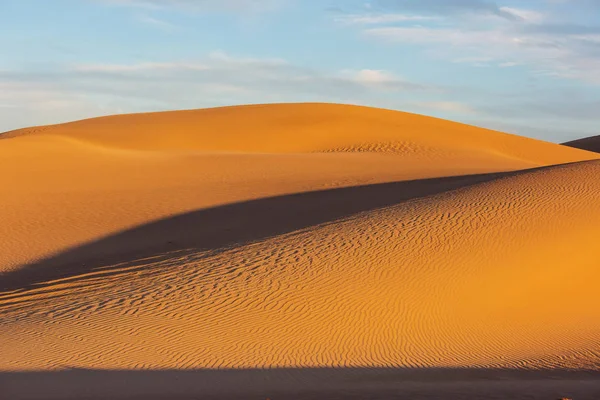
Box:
3 103 595 161
1 103 597 275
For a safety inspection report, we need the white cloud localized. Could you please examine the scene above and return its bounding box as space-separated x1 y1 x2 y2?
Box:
499 7 545 23
98 0 285 12
338 68 432 91
206 50 287 66
412 101 476 114
365 26 507 46
352 69 395 84
0 53 432 132
73 62 210 72
344 69 414 87
364 0 521 21
363 23 600 84
335 13 436 25
136 14 179 31
335 2 600 85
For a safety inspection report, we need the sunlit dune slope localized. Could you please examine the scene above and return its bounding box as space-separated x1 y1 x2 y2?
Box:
563 134 600 153
2 160 600 371
0 103 597 276
4 103 595 163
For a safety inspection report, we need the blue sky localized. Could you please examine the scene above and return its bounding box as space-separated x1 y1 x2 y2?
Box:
1 0 600 142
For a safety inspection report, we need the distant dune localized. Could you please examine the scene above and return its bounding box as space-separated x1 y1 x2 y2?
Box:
1 103 600 399
1 103 596 276
563 134 600 153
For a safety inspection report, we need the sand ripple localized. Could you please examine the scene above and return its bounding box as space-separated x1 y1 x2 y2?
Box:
2 161 600 370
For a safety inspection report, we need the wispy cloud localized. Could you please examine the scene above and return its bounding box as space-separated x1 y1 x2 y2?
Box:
366 0 521 20
499 7 544 23
335 13 436 25
0 52 433 132
136 14 179 31
342 1 600 84
365 25 600 83
73 62 209 72
98 0 285 13
342 69 428 90
411 101 476 114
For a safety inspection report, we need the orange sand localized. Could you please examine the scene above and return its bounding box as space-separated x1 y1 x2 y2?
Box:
1 104 600 377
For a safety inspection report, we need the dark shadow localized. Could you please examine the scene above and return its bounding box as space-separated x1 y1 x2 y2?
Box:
563 135 600 153
1 367 599 400
0 164 579 292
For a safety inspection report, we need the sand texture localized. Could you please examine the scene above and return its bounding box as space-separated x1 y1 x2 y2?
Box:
1 103 600 399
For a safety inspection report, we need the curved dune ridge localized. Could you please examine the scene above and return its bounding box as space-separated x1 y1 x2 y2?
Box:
1 103 600 374
0 103 597 275
2 161 600 371
3 103 595 161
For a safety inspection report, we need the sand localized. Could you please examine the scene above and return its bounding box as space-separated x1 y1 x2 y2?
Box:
1 103 600 399
563 134 600 153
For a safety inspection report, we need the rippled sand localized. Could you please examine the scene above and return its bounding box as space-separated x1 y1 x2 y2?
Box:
1 103 599 399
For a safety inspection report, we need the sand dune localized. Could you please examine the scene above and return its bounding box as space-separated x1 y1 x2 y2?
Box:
563 134 600 153
0 103 597 277
3 103 595 162
2 159 600 373
1 103 600 398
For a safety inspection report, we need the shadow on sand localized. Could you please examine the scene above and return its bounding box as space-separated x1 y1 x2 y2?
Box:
2 162 600 399
1 168 527 292
0 164 576 293
1 367 599 400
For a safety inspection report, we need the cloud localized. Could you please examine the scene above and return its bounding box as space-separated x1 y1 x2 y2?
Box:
0 53 432 132
352 69 397 84
342 69 427 90
334 13 436 25
74 62 211 73
136 14 179 31
98 0 285 12
412 101 476 114
352 4 600 84
482 98 600 121
525 23 600 36
3 51 595 143
331 1 600 84
365 26 506 47
499 7 544 23
370 0 520 20
462 117 600 143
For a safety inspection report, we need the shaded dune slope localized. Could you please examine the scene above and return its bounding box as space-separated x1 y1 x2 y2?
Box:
2 160 600 371
0 170 519 292
563 135 600 153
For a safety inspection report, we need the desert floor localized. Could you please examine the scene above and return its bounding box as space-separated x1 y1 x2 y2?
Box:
1 103 600 399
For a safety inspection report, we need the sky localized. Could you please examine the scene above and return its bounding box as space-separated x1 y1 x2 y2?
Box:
1 0 600 142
